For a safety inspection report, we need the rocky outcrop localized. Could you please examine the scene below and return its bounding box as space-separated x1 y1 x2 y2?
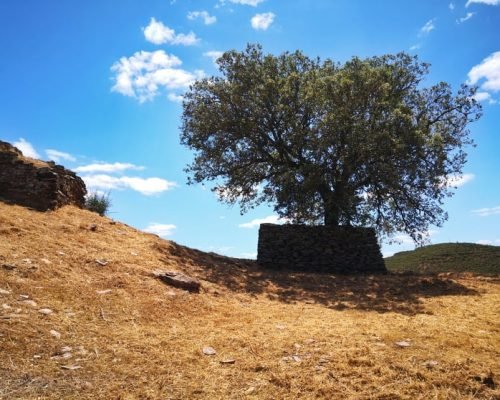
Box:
257 223 386 274
153 270 201 293
0 140 86 211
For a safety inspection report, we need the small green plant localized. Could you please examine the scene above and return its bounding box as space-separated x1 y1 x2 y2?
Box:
85 192 111 216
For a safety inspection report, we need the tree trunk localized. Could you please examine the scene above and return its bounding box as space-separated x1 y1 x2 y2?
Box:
324 205 340 226
320 188 341 226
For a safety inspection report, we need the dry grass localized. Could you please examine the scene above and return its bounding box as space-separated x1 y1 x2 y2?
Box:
0 202 498 399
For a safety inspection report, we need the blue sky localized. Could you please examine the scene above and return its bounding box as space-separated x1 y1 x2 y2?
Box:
0 0 499 258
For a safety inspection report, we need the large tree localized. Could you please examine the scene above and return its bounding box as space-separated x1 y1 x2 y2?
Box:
180 44 481 244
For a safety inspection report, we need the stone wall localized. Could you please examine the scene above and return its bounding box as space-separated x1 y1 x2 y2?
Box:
257 223 386 273
0 140 86 211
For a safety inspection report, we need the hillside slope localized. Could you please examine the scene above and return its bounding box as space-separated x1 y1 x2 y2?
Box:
0 203 499 399
385 243 500 275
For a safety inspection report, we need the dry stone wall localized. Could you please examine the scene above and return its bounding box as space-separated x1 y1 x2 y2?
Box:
257 223 386 273
0 140 86 211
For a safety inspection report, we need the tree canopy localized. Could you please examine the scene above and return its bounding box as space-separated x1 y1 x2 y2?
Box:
180 44 481 244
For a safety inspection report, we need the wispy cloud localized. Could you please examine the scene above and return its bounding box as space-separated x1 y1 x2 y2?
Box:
251 12 275 30
143 18 199 45
75 162 144 173
449 2 455 10
82 175 177 196
476 239 500 245
111 50 204 102
466 0 500 6
419 19 436 36
442 173 475 188
238 215 286 228
457 12 476 23
13 138 39 159
45 149 76 163
144 223 176 237
471 205 500 217
227 0 265 6
187 11 216 25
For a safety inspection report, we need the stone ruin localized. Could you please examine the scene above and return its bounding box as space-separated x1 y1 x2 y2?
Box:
257 223 386 273
0 140 86 211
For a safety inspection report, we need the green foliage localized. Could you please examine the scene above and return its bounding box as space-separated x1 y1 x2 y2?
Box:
85 192 111 217
385 243 500 275
181 44 482 244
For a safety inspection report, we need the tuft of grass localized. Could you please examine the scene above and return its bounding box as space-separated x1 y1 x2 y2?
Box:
385 242 500 275
85 192 111 216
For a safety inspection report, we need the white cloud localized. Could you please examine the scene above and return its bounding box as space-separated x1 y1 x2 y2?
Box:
228 0 265 6
240 252 257 259
238 215 286 228
144 223 176 237
471 205 500 217
390 230 438 245
473 91 492 102
82 174 177 196
468 51 500 93
45 149 76 163
206 245 234 255
13 138 39 159
251 12 275 30
457 12 476 23
143 18 199 45
449 2 455 10
111 50 204 102
167 93 184 103
443 173 475 188
419 19 436 35
409 44 421 51
187 11 217 25
203 50 224 65
75 162 144 173
466 0 500 6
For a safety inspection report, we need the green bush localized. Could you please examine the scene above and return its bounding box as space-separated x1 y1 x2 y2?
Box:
85 192 111 216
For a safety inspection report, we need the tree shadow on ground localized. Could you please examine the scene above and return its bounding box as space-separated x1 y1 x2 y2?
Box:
160 242 480 316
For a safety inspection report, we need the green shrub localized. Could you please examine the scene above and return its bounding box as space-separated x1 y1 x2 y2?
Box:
85 192 111 216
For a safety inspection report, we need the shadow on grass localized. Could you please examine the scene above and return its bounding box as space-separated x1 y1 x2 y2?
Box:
160 242 479 316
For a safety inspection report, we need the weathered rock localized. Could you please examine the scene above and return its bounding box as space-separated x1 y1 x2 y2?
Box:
96 289 112 295
202 346 216 355
50 329 61 339
38 308 53 315
257 223 386 274
60 365 81 370
153 270 201 293
0 140 86 211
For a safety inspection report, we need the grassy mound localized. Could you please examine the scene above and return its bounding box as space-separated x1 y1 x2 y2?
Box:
1 202 499 399
385 243 500 275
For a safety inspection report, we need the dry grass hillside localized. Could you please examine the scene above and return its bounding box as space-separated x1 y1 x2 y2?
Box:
0 202 499 399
